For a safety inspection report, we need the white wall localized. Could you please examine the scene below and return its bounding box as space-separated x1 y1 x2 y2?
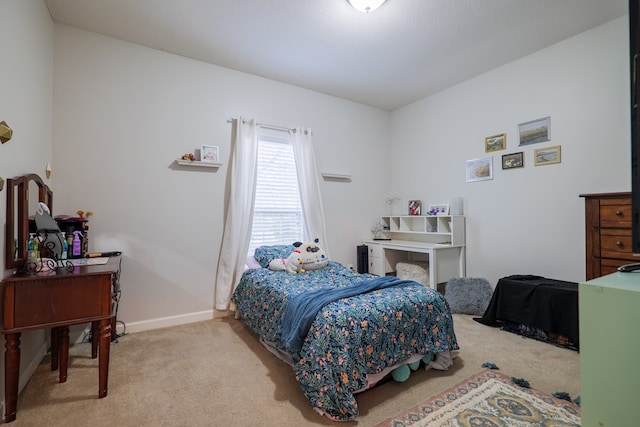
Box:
0 0 55 411
52 25 390 329
390 17 630 287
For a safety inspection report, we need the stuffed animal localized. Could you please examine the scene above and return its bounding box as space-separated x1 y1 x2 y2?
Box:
269 239 328 274
269 250 305 273
297 239 328 271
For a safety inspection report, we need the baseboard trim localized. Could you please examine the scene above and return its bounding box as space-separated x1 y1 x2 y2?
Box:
120 310 214 335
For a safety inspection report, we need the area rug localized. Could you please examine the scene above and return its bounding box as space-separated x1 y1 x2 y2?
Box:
374 369 580 427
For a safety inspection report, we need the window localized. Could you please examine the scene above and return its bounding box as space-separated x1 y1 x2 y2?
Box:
247 128 303 256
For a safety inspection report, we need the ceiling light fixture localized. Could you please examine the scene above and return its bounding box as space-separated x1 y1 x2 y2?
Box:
347 0 387 13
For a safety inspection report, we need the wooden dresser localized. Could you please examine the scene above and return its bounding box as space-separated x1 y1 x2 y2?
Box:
580 192 638 280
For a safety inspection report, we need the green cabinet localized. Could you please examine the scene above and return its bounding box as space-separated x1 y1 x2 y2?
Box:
580 272 640 426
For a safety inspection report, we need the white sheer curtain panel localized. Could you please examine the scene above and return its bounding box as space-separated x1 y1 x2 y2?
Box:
290 127 330 257
214 117 258 311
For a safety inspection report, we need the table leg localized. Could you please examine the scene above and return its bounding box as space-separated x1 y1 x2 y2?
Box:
429 251 437 291
111 315 117 342
91 321 98 359
4 332 21 423
51 327 60 371
59 326 69 383
98 318 111 398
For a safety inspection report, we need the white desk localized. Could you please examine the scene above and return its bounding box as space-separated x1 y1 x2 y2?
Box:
363 239 466 290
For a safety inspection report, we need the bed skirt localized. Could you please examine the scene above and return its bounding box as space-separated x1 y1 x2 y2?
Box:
258 335 453 393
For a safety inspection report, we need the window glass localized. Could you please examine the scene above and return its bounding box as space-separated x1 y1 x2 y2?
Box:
248 129 303 257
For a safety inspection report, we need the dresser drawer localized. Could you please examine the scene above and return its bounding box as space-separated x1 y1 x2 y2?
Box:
600 258 637 276
368 244 383 259
367 244 384 276
600 229 638 261
600 199 632 228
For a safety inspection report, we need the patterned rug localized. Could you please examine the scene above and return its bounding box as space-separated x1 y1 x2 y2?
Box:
374 369 580 427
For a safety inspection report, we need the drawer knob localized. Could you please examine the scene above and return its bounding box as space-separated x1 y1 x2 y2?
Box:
616 241 624 247
616 210 623 216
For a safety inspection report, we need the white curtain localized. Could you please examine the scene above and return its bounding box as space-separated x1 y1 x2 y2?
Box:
214 117 258 311
290 127 330 257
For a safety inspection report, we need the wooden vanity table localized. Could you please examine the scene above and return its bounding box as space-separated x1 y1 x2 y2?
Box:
2 256 121 422
2 173 121 422
2 256 121 423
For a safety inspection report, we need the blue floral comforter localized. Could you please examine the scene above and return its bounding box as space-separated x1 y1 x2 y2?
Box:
231 261 459 420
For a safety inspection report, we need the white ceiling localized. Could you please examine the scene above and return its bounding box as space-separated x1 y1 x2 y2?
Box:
44 0 628 111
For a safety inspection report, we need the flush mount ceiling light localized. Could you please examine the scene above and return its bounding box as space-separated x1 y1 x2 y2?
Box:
347 0 387 13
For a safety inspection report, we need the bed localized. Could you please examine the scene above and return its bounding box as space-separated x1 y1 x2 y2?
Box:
231 245 459 421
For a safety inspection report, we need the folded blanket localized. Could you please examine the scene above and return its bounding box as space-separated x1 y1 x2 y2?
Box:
279 276 420 352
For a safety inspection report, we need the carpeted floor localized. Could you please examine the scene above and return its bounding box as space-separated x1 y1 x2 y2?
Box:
374 369 581 427
10 314 579 426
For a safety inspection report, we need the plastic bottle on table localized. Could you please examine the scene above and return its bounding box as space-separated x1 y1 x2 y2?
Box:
61 232 68 260
67 232 74 258
27 234 35 262
72 231 83 258
33 234 40 259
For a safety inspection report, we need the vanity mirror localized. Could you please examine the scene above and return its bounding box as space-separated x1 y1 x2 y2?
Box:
5 174 52 270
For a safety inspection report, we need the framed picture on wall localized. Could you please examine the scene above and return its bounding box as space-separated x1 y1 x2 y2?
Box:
534 145 561 166
200 145 219 163
484 133 506 152
518 116 550 146
466 156 493 182
502 152 524 169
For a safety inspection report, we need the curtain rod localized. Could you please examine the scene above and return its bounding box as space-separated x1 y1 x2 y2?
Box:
226 118 294 133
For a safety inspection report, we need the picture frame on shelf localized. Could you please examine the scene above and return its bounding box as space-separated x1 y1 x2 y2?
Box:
428 204 450 215
408 200 421 216
466 156 493 182
200 145 219 163
502 152 524 170
484 133 506 152
534 145 561 166
518 116 550 146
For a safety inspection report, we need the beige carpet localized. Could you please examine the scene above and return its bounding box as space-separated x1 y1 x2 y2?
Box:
11 314 579 426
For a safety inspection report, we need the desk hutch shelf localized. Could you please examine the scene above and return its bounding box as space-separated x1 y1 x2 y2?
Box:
380 215 465 246
364 215 466 289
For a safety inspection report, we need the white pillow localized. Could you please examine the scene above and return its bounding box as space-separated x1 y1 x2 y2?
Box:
245 256 262 270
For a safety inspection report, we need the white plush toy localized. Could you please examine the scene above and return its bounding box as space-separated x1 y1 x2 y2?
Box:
269 239 328 274
269 251 305 273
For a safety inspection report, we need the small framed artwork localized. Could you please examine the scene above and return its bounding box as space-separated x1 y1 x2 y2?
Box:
518 116 550 146
502 152 524 170
428 204 450 215
466 156 493 182
485 133 506 152
534 145 561 166
200 145 219 163
408 200 421 216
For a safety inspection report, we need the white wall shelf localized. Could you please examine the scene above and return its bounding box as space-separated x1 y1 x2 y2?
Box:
176 159 222 168
321 172 352 181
